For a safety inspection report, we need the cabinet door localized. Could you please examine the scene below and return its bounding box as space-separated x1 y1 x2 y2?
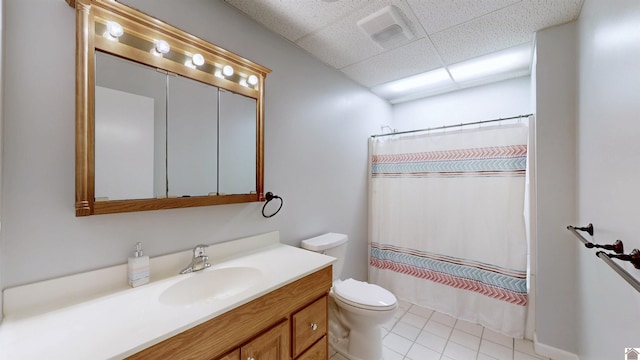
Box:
215 349 240 360
241 320 290 360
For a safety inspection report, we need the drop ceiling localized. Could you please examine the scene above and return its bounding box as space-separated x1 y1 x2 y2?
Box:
224 0 584 101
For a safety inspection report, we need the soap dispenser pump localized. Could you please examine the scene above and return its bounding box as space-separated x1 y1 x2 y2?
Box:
128 242 150 287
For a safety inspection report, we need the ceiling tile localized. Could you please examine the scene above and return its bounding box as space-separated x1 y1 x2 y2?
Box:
294 20 380 69
295 0 427 69
431 0 583 64
225 0 369 42
224 0 584 100
524 0 584 27
341 38 444 87
407 0 522 34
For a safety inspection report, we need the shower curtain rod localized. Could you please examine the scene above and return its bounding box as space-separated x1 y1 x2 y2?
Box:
371 113 533 138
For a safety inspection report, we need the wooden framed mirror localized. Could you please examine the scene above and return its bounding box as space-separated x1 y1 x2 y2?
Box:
67 0 270 216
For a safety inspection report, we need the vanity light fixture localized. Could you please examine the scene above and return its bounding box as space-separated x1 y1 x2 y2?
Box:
247 74 259 86
103 21 123 41
151 39 170 56
222 65 234 77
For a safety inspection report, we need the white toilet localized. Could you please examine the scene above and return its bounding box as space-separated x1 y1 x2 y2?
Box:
301 233 397 360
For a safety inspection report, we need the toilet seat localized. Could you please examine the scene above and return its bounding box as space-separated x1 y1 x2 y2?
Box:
333 278 397 311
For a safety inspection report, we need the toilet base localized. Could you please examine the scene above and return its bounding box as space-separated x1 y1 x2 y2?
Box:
329 338 356 360
346 326 383 360
329 334 383 360
328 295 391 360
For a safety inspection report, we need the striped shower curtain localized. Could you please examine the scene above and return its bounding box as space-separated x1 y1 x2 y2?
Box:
368 124 529 338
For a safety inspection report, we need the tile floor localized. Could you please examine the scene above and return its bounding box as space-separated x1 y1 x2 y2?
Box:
329 299 551 360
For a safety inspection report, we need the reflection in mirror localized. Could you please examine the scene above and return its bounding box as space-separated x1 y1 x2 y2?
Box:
95 52 258 200
95 51 167 200
219 91 257 195
167 76 218 197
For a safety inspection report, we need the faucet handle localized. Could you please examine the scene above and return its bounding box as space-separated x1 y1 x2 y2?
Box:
193 244 208 257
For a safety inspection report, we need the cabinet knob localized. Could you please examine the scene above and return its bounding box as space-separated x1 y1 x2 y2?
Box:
311 323 318 331
247 357 255 360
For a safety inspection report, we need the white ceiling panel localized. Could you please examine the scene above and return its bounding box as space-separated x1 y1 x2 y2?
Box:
224 0 584 101
294 13 382 69
295 0 426 69
519 0 584 30
225 0 369 42
431 0 582 64
341 38 444 88
430 12 533 65
407 0 522 34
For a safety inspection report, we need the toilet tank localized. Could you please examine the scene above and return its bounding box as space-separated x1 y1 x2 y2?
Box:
300 233 348 281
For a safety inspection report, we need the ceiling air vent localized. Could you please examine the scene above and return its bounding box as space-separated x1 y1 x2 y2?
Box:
357 5 414 50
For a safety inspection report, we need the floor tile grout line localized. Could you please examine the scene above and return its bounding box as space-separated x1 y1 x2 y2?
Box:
437 315 457 360
346 303 550 360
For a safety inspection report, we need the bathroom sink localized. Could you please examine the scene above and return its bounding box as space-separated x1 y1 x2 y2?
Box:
159 266 262 307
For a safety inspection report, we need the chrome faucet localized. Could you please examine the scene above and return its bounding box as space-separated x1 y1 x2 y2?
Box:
179 244 212 274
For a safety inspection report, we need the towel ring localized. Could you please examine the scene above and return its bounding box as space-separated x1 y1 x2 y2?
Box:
262 192 283 218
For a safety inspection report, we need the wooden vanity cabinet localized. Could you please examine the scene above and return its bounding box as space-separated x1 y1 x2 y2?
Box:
127 266 331 360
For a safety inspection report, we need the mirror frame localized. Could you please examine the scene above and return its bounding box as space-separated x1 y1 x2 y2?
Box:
67 0 271 216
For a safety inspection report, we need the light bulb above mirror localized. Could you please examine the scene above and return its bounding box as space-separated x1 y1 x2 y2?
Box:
151 40 170 56
222 65 234 77
192 54 205 66
103 21 123 41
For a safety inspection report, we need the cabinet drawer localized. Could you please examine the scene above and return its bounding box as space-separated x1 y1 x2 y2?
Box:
296 336 327 360
292 296 327 358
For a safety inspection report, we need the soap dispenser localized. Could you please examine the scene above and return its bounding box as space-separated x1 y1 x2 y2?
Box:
128 242 150 287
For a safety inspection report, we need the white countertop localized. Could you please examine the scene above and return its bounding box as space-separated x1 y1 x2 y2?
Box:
0 241 334 360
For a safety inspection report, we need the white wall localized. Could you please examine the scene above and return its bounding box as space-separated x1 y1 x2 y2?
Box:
534 6 640 357
576 0 640 358
0 0 4 322
392 76 531 131
533 21 579 356
0 0 390 290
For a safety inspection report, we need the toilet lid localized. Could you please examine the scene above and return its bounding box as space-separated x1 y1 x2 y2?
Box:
333 278 397 311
